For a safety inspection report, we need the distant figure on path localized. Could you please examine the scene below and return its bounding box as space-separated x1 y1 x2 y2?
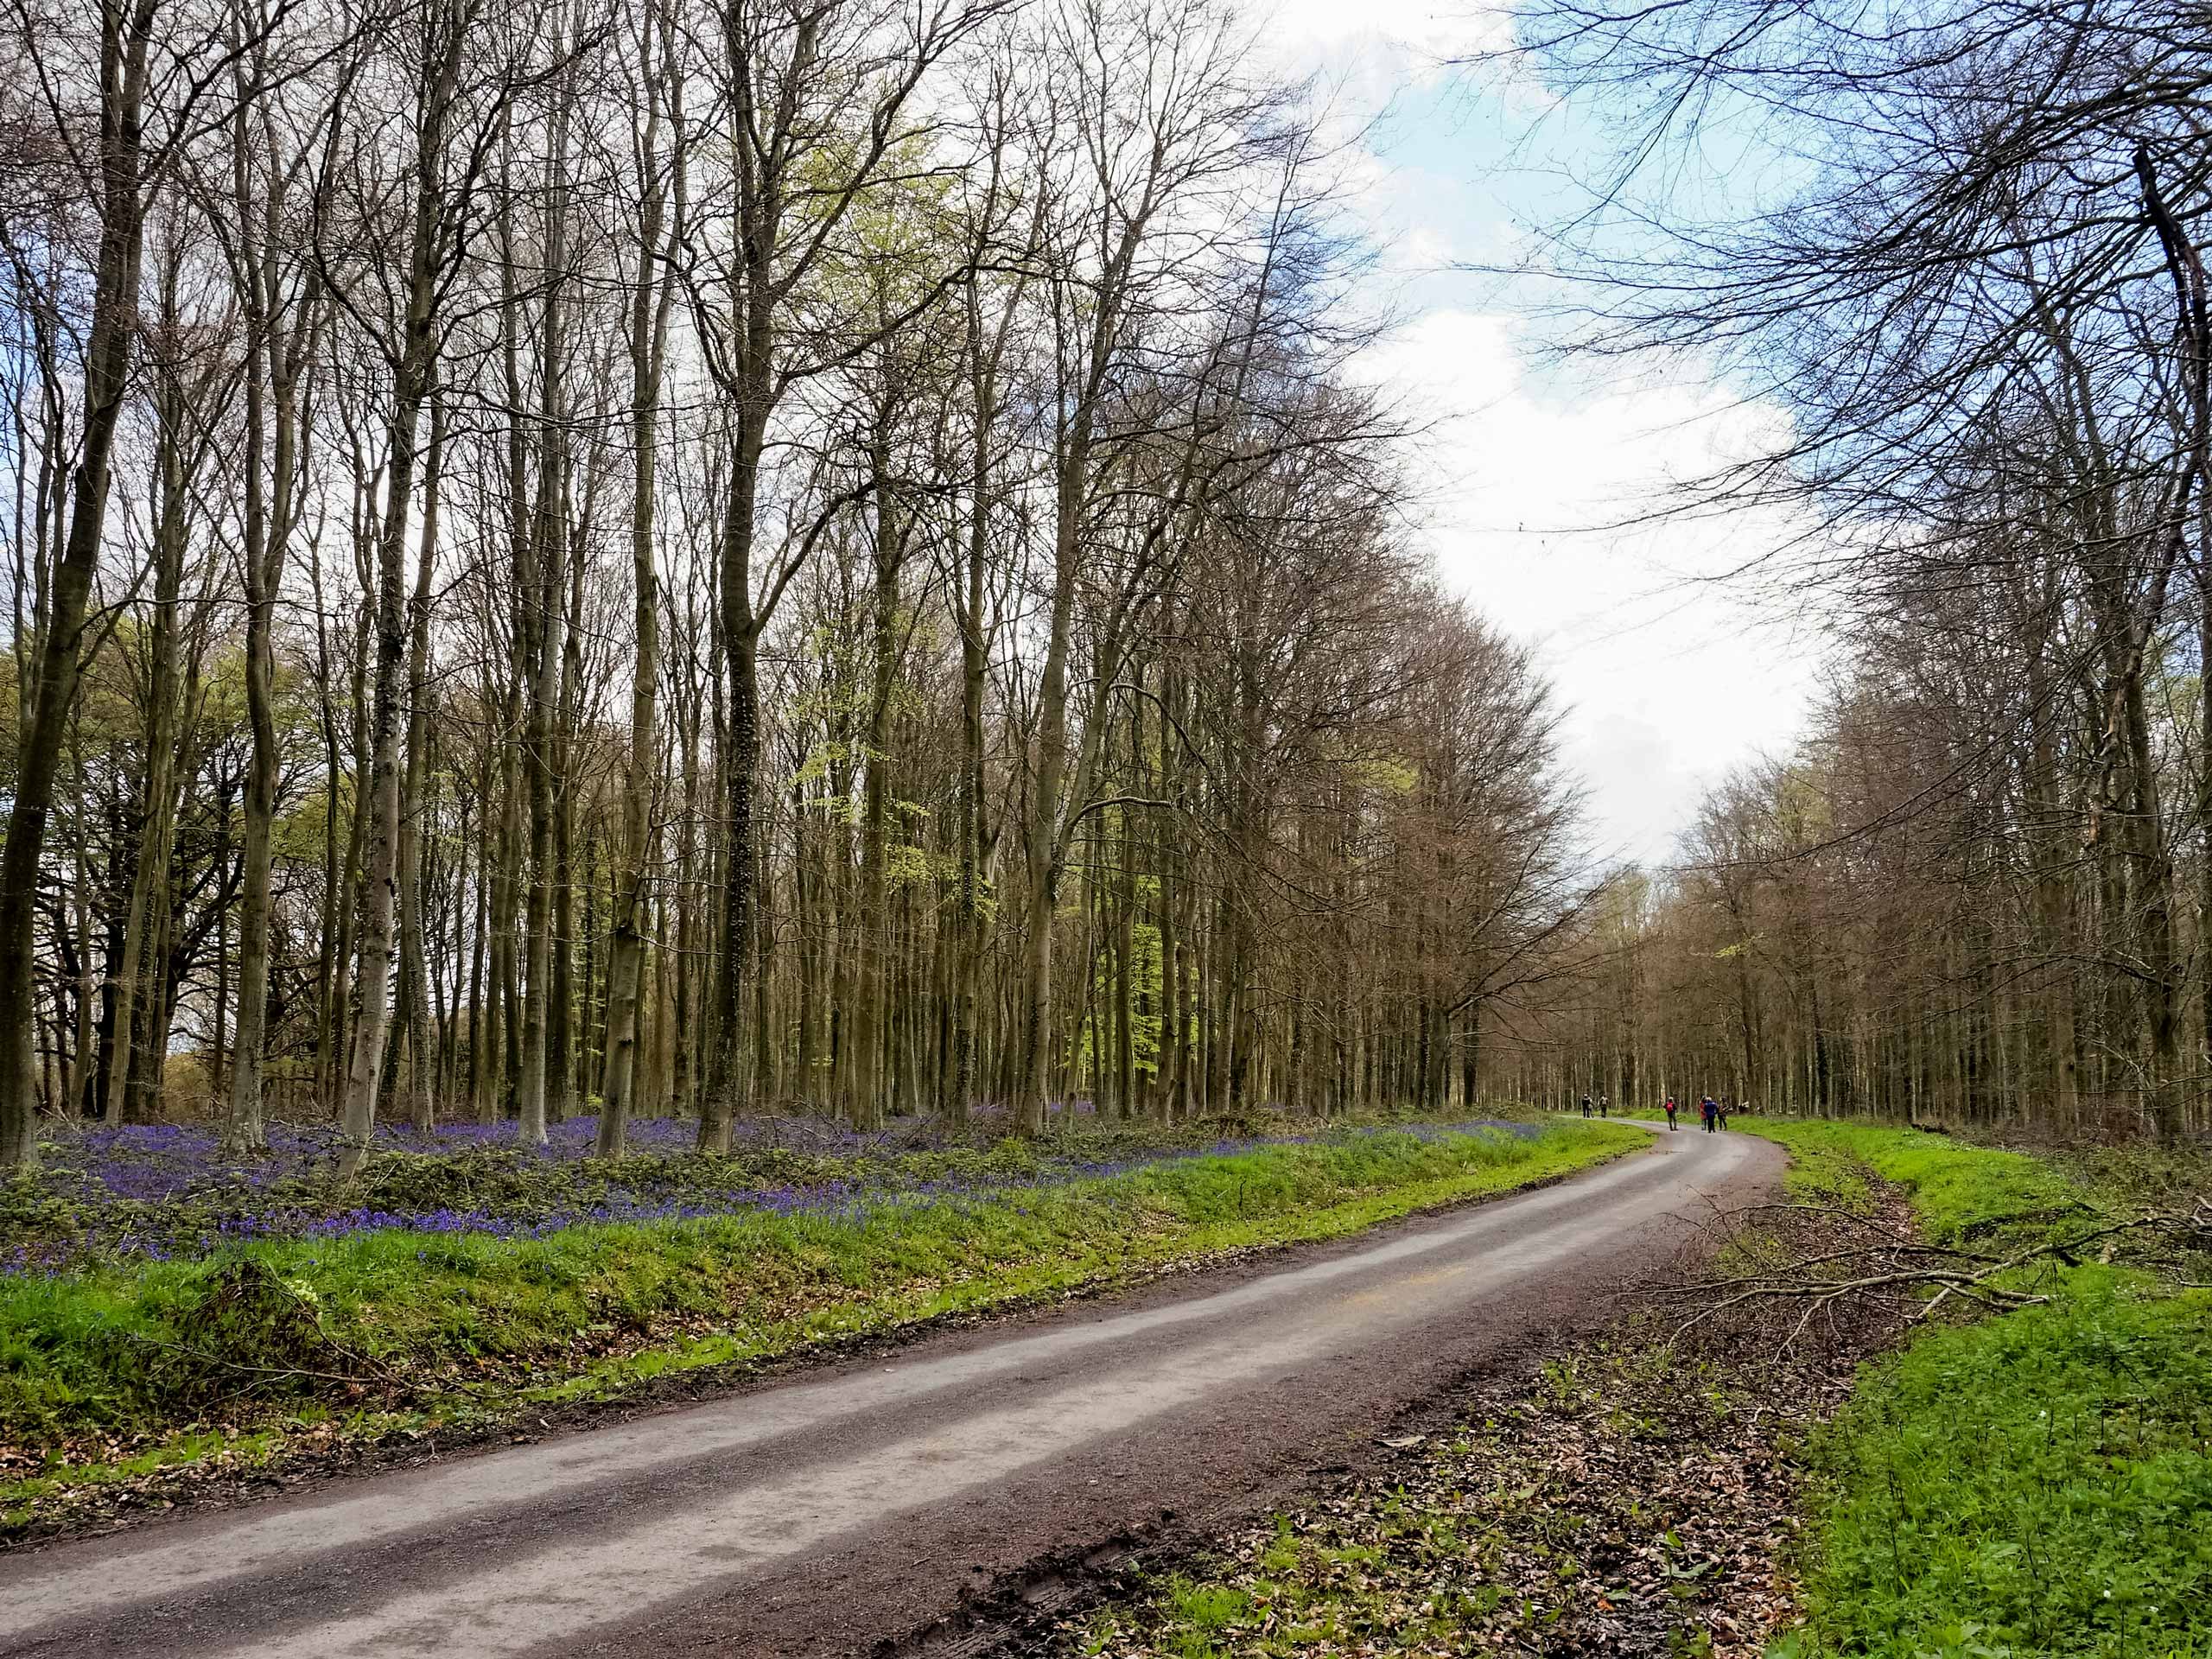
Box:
1598 1094 1610 1117
1663 1096 1678 1130
1700 1096 1719 1132
1580 1093 1592 1116
1718 1097 1732 1129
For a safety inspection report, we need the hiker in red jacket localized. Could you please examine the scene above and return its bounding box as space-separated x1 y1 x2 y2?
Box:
1663 1096 1678 1130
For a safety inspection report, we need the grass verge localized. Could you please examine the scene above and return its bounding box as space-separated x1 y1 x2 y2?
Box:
1737 1117 2212 1659
0 1118 1643 1537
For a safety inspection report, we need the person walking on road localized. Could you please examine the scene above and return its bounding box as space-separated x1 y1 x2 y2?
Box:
1700 1096 1719 1132
1580 1093 1592 1117
1663 1096 1678 1131
1598 1093 1610 1118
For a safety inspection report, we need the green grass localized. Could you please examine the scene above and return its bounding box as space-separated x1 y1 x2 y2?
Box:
1741 1116 2212 1659
0 1119 1644 1525
1732 1115 2082 1243
1778 1271 2212 1659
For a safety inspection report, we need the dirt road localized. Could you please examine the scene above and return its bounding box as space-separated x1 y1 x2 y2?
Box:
0 1124 1777 1657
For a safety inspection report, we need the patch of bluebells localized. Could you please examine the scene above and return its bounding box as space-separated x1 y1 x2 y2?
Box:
47 1111 925 1201
2 1112 1539 1277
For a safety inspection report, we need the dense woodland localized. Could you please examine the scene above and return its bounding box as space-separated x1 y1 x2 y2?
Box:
10 0 2210 1164
0 0 1596 1166
1500 0 2212 1142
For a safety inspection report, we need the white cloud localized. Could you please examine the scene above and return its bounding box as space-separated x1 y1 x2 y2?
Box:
1261 0 1508 67
1241 0 1823 868
1364 310 1818 865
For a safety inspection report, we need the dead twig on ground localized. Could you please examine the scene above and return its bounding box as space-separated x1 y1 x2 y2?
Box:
1658 1198 2210 1352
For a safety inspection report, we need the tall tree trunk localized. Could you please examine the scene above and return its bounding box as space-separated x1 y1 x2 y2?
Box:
1013 448 1086 1135
849 431 904 1131
0 0 161 1166
335 11 468 1175
598 93 676 1148
106 253 201 1125
701 405 766 1151
549 533 582 1121
516 438 567 1146
394 398 448 1130
224 231 306 1150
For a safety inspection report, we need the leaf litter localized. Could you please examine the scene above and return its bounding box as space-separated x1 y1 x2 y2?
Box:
1028 1205 1911 1658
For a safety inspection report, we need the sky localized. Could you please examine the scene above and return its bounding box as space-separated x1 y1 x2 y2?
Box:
1260 3 1823 867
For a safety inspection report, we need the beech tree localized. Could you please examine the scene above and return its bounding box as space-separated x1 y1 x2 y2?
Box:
0 0 1596 1166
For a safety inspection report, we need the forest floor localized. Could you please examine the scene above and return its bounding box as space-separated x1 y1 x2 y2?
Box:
0 1107 1643 1541
1007 1119 2212 1659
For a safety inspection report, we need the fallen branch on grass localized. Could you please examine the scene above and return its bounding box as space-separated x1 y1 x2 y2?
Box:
1657 1198 2210 1353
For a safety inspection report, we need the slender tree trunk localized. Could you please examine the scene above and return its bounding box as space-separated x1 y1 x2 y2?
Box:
107 260 200 1126
0 0 160 1166
598 180 673 1148
335 17 467 1175
701 396 766 1151
394 398 447 1130
598 41 678 1146
849 435 904 1130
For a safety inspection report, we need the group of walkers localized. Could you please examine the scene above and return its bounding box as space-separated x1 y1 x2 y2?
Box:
1678 1094 1729 1132
1580 1091 1731 1131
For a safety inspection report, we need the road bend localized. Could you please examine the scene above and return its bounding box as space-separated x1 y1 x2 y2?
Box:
0 1122 1777 1658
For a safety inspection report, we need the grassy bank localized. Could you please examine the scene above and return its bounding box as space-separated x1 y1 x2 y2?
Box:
0 1117 1643 1533
1729 1115 2083 1242
1739 1117 2212 1659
